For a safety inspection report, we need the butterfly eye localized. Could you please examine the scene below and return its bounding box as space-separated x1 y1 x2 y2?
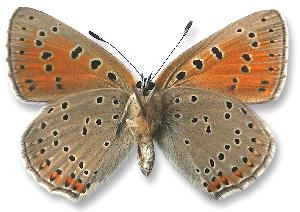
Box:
136 81 142 89
148 81 155 90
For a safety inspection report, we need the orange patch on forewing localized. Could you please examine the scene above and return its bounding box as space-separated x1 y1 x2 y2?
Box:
15 35 99 99
10 25 136 102
155 11 286 104
181 36 281 103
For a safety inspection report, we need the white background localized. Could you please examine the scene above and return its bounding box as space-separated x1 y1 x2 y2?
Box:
0 0 298 211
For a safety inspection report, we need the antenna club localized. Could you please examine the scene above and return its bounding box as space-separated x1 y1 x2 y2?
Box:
185 21 193 33
89 31 105 42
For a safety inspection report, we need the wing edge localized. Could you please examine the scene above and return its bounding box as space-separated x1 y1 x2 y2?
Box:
7 7 42 104
268 10 288 103
214 121 275 199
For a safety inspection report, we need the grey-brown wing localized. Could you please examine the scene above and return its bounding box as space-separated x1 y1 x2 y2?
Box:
156 87 275 199
22 88 133 200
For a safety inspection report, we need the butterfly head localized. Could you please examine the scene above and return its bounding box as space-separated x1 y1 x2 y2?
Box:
135 74 156 97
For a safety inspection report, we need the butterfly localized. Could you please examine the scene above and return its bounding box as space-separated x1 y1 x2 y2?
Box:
7 7 287 201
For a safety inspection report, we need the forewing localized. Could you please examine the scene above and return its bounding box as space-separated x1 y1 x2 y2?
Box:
22 88 133 200
8 7 136 103
156 87 275 199
155 10 287 104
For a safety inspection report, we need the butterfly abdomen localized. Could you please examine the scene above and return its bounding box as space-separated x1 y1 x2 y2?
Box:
129 114 155 176
125 93 163 176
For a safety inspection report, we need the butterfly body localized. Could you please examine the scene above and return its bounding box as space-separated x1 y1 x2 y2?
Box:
7 8 287 201
124 91 157 176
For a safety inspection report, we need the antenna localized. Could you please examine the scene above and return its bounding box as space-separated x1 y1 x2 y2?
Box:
89 31 142 78
151 21 193 80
